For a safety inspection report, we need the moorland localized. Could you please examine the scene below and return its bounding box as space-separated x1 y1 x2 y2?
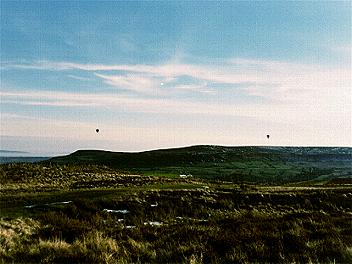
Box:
0 145 351 263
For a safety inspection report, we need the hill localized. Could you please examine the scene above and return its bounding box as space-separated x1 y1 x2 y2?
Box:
47 145 352 183
0 157 51 164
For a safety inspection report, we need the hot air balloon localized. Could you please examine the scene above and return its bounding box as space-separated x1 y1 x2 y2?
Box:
266 134 270 139
96 128 100 133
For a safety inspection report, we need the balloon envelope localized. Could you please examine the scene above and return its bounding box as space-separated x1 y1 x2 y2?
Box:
266 135 270 139
96 128 99 133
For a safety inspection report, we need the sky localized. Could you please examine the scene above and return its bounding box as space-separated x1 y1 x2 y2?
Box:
1 1 351 155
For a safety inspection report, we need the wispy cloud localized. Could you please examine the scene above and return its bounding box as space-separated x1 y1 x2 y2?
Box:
4 59 350 99
1 87 349 127
2 59 350 123
2 58 351 147
1 89 252 116
67 74 91 81
95 73 159 94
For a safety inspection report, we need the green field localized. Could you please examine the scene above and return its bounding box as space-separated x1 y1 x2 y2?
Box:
1 146 351 263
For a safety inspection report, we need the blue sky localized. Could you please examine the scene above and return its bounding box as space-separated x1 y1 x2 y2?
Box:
1 1 351 154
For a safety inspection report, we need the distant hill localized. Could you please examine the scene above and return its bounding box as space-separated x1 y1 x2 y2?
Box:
47 145 352 183
48 145 352 167
0 150 29 154
0 156 51 164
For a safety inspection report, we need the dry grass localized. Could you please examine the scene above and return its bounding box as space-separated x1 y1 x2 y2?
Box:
1 163 351 263
1 219 124 264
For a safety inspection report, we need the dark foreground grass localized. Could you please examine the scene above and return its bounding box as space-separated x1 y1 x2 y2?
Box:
1 188 352 263
1 163 351 263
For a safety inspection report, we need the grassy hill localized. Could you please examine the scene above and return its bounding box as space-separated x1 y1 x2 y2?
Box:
48 145 352 183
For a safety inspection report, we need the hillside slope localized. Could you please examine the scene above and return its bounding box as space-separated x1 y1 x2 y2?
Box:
48 145 352 183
